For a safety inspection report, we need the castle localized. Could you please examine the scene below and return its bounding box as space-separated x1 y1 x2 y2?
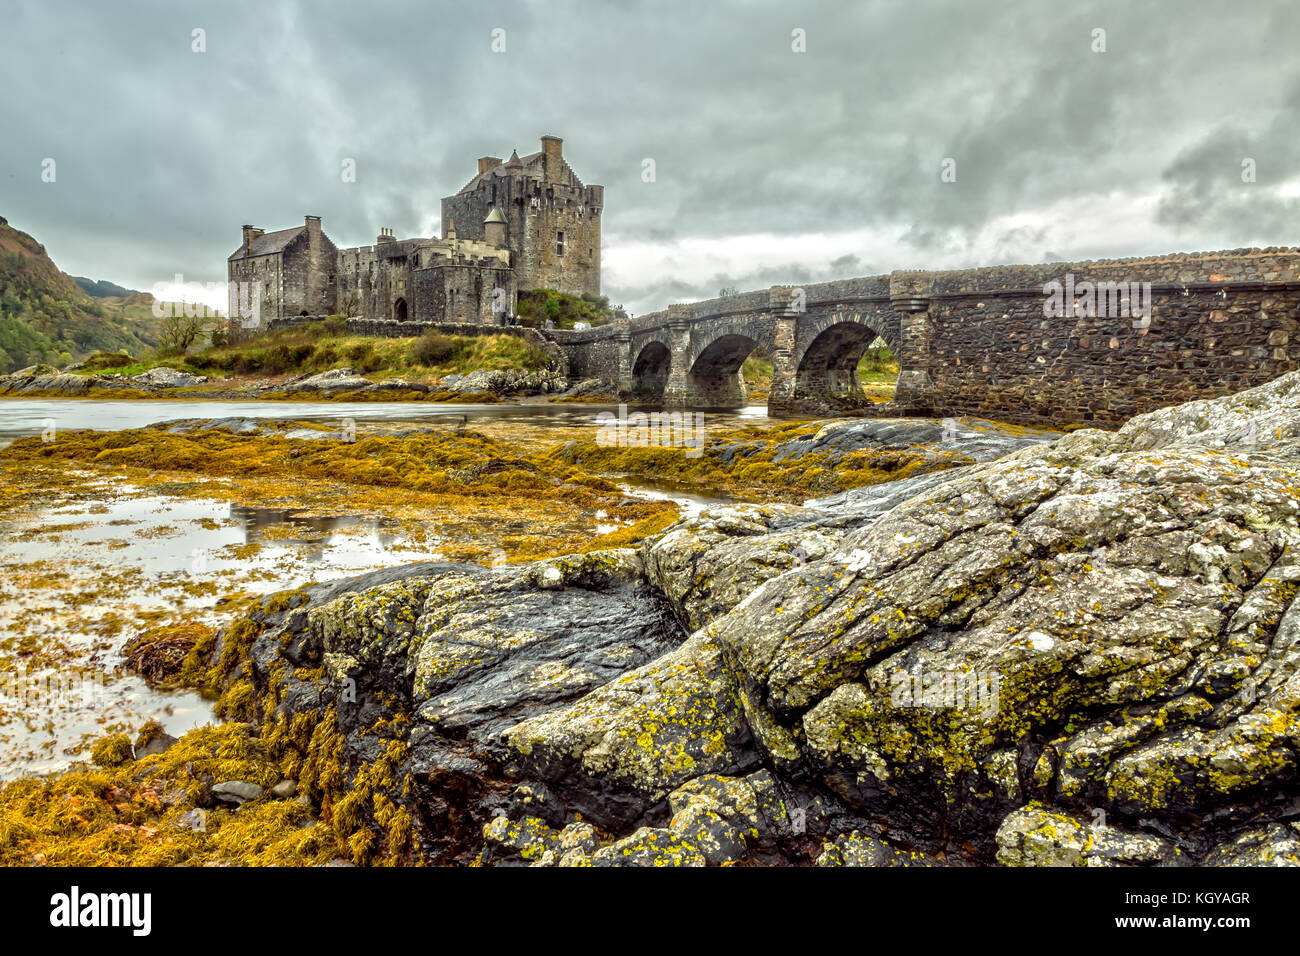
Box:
227 135 602 327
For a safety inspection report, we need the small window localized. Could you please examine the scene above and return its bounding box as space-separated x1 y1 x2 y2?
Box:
556 230 564 256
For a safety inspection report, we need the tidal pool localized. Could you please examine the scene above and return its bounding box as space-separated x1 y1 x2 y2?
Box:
0 397 745 779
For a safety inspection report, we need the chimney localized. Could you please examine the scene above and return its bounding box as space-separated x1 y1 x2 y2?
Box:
305 215 321 234
377 227 395 245
242 224 257 250
478 156 502 175
541 135 563 184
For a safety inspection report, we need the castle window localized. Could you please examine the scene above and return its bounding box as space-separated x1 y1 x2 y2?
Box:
556 231 564 256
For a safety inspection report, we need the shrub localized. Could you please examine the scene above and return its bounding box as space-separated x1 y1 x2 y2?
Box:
410 331 458 367
82 350 134 370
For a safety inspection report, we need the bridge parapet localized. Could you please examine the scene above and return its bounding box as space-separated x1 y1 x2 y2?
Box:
543 245 1300 424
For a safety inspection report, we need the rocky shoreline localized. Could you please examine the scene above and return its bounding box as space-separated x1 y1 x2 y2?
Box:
0 364 615 403
125 371 1300 866
4 371 1298 866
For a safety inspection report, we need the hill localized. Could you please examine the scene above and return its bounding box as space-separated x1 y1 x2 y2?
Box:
0 217 158 372
73 276 142 299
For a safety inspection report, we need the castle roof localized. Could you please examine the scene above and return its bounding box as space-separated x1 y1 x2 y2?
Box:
228 225 305 260
453 149 585 194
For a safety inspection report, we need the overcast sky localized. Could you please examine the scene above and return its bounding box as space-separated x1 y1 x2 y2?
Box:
2 0 1298 315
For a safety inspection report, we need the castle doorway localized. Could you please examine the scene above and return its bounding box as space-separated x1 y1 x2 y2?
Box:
394 297 408 322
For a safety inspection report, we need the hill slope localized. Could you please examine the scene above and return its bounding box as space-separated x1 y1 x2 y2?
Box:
73 276 142 299
0 217 158 371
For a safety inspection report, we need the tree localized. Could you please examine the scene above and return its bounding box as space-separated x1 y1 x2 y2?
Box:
157 310 207 354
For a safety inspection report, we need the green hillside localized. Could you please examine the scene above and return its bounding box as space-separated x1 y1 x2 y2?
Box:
0 217 159 372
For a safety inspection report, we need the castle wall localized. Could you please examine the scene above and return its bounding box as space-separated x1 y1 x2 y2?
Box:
227 254 282 325
281 229 338 317
411 266 516 325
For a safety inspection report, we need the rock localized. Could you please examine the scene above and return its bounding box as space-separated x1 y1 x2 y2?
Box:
560 378 616 399
703 369 1300 855
995 806 1177 867
437 367 567 396
237 550 688 858
270 779 297 799
135 732 178 759
503 782 565 827
1202 824 1300 866
211 370 1300 866
132 367 208 388
501 630 758 828
211 781 264 804
557 821 599 855
176 809 209 832
481 814 559 863
769 416 1059 468
293 369 372 391
817 831 945 867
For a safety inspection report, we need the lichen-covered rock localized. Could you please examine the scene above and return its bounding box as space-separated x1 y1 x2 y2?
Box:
995 806 1177 867
501 632 758 828
236 550 687 862
642 503 843 633
703 369 1300 858
1202 823 1300 866
481 814 559 863
816 830 945 867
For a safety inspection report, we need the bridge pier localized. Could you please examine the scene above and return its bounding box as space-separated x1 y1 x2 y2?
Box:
888 271 935 415
766 286 802 416
662 305 694 407
614 323 633 393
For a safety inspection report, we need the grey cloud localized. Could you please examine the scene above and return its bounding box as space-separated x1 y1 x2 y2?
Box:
0 0 1296 315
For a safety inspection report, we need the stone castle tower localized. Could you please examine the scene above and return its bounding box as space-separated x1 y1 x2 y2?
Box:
441 135 602 298
228 135 601 327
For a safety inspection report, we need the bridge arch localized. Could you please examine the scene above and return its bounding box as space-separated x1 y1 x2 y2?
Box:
630 340 671 400
684 332 761 408
790 310 894 410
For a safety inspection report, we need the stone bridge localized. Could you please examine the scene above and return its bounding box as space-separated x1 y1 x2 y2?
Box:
549 248 1300 427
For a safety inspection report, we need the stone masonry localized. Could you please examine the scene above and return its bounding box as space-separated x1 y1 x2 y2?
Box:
551 247 1300 428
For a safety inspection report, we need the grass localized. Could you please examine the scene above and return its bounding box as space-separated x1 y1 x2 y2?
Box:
67 318 557 386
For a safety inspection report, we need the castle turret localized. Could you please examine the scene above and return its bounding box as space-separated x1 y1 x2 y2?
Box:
483 207 506 248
